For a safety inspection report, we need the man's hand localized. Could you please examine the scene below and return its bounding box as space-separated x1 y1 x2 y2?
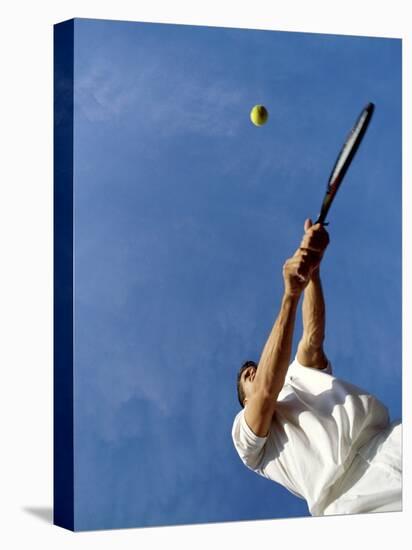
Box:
299 218 330 274
283 219 329 296
283 248 313 297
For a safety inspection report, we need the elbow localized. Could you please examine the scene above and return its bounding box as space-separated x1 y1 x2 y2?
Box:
298 335 324 353
255 387 278 411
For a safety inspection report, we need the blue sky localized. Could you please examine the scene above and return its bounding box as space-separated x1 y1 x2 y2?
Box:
71 18 401 530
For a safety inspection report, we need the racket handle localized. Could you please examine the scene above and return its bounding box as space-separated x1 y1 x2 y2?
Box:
314 214 329 226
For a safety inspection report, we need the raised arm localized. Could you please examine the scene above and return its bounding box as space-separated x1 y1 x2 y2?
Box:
243 246 316 437
296 219 330 369
242 220 330 437
297 268 328 369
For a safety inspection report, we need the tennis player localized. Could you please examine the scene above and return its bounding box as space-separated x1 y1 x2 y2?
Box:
232 219 402 515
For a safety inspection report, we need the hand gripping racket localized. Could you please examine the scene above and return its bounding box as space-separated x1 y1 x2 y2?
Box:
315 102 375 225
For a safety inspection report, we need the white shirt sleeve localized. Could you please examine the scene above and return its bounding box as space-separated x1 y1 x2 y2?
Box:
290 355 333 375
231 410 268 470
321 360 333 375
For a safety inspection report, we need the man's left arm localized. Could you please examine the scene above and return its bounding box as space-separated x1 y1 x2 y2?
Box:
297 268 328 369
296 220 329 369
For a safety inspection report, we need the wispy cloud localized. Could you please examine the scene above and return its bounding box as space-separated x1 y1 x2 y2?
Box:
75 58 245 137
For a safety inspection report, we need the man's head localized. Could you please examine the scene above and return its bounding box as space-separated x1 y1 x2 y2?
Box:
236 360 258 408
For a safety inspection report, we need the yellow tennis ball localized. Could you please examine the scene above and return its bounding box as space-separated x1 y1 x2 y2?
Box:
250 104 269 126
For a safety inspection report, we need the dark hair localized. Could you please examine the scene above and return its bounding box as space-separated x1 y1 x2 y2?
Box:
236 360 258 408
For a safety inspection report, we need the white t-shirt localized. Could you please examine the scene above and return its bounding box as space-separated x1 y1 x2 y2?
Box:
231 357 395 516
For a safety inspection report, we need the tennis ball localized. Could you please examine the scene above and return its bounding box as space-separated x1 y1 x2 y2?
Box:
250 104 269 126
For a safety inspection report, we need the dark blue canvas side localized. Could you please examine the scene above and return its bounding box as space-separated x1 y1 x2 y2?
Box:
53 18 74 531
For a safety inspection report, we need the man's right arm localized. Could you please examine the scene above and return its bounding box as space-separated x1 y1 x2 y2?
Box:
244 248 314 437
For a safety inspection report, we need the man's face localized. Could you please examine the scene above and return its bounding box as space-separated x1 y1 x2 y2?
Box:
241 365 257 405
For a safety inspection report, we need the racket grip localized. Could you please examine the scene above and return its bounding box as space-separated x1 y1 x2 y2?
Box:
314 214 329 226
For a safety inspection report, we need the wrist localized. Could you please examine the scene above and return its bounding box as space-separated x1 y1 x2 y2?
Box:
283 290 302 303
311 266 321 280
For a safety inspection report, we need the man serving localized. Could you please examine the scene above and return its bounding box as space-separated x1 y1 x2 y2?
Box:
232 219 402 516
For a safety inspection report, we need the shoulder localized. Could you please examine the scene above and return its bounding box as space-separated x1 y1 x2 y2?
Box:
231 409 269 470
287 355 333 379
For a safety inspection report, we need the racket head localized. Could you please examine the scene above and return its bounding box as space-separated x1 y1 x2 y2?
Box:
316 102 375 225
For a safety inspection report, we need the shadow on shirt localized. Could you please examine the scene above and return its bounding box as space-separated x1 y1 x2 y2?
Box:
263 376 389 490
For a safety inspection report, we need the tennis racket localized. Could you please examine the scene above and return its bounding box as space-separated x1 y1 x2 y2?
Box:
315 102 375 225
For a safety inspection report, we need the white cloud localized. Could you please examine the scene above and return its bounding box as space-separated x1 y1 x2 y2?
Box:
75 58 246 137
